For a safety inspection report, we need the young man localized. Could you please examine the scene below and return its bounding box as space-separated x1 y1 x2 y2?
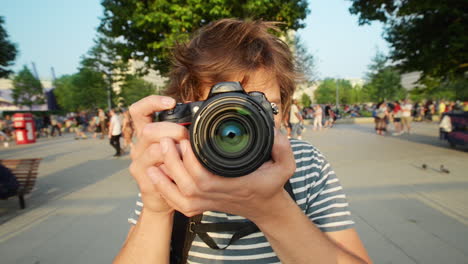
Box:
115 19 371 264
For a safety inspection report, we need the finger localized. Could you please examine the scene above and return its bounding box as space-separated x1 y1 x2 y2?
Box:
271 128 296 167
129 95 176 136
270 128 296 174
131 122 189 160
129 143 176 192
160 138 198 197
148 166 208 217
180 139 241 193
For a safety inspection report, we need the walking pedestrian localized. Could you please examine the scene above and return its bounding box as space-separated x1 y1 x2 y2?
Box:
289 99 304 139
108 109 122 157
313 104 323 131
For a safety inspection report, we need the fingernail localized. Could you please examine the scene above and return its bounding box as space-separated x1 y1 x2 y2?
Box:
161 139 168 154
162 97 175 107
147 167 160 184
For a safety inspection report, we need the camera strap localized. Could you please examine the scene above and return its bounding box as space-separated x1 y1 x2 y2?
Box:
170 180 296 263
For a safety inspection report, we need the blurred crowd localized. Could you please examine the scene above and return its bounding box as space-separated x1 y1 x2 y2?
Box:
371 99 468 136
288 99 467 138
0 108 134 156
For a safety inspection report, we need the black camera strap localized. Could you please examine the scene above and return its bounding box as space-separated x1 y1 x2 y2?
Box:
170 180 296 264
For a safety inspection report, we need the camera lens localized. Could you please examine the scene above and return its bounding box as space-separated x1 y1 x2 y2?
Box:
214 119 249 154
190 94 274 177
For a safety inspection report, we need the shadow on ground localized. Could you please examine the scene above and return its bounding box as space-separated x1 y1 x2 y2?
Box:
0 158 130 224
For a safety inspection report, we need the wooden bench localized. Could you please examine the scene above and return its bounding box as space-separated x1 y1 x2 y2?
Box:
0 158 41 209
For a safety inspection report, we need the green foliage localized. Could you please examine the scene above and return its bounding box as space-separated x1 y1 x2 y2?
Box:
300 93 311 108
99 0 309 75
119 75 160 106
363 51 406 102
315 78 363 105
314 79 336 104
54 67 108 112
348 0 468 79
81 35 129 109
409 76 468 102
12 66 45 109
0 16 18 78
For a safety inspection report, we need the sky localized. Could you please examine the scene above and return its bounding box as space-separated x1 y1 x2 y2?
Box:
2 0 389 81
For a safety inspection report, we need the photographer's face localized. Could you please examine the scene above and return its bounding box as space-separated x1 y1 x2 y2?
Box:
199 69 283 128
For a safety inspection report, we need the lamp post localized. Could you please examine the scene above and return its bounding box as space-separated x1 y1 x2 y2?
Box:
335 78 339 111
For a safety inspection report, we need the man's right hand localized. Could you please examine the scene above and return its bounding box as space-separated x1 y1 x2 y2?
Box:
128 95 188 215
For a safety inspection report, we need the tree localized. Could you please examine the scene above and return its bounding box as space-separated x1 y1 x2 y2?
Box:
408 75 468 102
12 66 45 109
315 79 336 104
348 0 468 79
314 78 358 105
293 36 317 83
99 0 309 75
53 74 77 111
300 93 311 108
363 51 406 102
0 16 18 78
81 35 129 110
119 75 160 106
54 67 108 112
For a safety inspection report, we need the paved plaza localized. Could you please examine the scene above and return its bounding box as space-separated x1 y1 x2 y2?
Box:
0 122 467 264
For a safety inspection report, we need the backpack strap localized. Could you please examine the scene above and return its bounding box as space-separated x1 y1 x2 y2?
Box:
170 180 296 262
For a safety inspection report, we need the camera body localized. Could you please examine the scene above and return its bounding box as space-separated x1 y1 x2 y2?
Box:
158 82 278 177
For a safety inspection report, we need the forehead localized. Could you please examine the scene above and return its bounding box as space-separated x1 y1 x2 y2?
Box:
200 69 281 104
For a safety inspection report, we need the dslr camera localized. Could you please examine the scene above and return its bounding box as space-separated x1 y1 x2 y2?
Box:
158 82 278 177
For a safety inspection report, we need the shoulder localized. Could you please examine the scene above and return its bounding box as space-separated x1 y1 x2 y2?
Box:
289 139 327 184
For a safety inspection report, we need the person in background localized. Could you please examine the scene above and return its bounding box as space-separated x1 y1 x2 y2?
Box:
42 114 51 137
392 101 402 136
0 116 10 147
374 102 388 136
98 108 107 139
324 104 336 128
401 99 413 134
289 99 304 139
50 114 61 137
74 113 88 139
108 109 122 157
92 112 101 139
313 104 323 131
121 110 134 153
438 100 446 116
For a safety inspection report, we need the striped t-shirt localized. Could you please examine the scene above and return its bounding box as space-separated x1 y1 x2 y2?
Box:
128 139 354 263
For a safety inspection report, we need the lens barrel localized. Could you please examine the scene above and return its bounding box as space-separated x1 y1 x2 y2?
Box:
190 93 274 177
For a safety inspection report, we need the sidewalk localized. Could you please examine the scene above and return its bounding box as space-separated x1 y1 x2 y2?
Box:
0 123 467 263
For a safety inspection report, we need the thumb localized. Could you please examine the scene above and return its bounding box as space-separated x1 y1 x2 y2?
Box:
271 129 296 172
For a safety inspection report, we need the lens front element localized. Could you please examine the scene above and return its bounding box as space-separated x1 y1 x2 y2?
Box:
215 120 250 155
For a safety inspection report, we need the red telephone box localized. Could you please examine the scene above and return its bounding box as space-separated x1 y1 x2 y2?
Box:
13 113 37 144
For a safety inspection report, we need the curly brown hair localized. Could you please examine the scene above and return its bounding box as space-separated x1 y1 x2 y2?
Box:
165 19 299 116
